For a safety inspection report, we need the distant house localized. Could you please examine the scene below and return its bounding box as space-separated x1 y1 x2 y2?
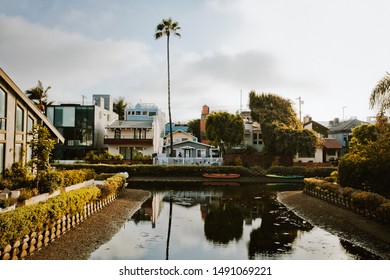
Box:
240 111 264 152
164 130 197 146
328 118 368 155
295 116 342 163
165 140 217 158
165 122 189 136
0 68 64 176
105 103 165 159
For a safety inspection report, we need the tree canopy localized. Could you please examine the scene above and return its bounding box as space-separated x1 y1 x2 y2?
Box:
113 97 127 120
187 118 200 140
25 80 52 112
249 91 317 156
205 112 244 154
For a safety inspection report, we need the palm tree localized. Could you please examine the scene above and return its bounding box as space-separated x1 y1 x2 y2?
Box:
370 72 390 130
26 80 52 113
113 97 127 120
370 72 390 115
155 18 181 157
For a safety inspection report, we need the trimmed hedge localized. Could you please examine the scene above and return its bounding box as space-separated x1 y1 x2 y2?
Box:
304 178 390 223
52 164 258 177
266 166 336 178
0 186 101 249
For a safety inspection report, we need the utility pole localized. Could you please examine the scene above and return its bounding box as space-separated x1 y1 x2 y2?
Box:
297 97 304 123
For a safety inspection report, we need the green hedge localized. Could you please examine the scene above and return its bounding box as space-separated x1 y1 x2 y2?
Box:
304 178 390 222
53 164 258 177
266 166 336 178
0 186 101 249
338 154 390 198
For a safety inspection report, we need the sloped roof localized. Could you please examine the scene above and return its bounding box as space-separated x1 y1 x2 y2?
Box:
328 119 367 134
106 120 152 129
322 138 342 149
0 68 64 143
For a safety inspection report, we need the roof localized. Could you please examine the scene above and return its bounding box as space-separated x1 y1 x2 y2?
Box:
168 140 216 149
106 120 153 129
0 68 65 143
322 138 342 149
164 129 196 139
328 119 367 134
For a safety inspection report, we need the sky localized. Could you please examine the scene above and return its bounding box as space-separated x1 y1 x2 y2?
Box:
1 0 390 124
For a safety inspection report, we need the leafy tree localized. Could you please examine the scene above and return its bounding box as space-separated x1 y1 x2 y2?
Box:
249 91 317 156
155 18 181 157
205 112 244 155
25 80 52 112
187 118 201 140
28 124 55 185
113 97 127 120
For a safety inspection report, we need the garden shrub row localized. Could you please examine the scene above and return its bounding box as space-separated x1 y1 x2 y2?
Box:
266 166 336 178
304 178 390 223
0 173 125 250
52 163 336 178
52 163 258 177
0 187 101 249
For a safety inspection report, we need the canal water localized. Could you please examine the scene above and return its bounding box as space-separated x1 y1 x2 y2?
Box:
89 183 378 260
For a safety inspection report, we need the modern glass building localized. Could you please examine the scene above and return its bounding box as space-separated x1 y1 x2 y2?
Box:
47 100 117 160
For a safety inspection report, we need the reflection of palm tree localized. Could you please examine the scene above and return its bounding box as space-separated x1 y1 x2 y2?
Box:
25 80 52 112
166 196 173 260
155 18 181 157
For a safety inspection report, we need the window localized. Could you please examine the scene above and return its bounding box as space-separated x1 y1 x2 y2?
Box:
253 133 263 145
142 111 148 116
15 143 23 162
0 88 6 130
54 107 75 127
16 105 24 132
149 111 156 116
27 116 34 133
114 128 121 139
0 143 4 176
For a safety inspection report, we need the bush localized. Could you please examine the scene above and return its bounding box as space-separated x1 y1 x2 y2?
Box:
59 168 96 187
350 191 386 211
0 186 101 248
267 166 336 178
38 171 64 194
17 188 39 203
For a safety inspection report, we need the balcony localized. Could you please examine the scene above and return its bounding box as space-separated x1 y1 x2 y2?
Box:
104 136 153 146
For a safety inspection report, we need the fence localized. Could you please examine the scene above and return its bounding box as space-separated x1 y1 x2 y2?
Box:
154 156 223 166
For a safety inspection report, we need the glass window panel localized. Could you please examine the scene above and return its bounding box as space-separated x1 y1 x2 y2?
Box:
0 143 4 176
16 106 24 131
27 116 34 133
0 88 6 130
15 143 22 162
54 107 75 127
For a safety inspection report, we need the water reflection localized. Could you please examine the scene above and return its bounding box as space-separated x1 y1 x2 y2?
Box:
90 183 379 260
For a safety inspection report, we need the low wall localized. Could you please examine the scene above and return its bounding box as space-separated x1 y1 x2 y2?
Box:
303 188 389 224
0 192 118 260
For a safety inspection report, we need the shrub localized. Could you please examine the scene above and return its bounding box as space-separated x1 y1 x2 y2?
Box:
350 191 386 211
38 171 64 194
17 188 39 203
0 186 101 248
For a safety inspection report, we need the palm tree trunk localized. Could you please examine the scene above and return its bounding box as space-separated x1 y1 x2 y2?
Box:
167 34 174 157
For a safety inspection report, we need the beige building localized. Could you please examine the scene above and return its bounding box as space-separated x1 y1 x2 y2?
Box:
0 68 64 176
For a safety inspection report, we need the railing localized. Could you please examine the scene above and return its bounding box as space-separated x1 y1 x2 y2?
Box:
154 156 222 166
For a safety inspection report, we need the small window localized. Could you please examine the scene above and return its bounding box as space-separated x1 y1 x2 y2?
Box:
16 105 24 132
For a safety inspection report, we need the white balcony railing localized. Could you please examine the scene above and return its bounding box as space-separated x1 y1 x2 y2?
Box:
154 156 222 166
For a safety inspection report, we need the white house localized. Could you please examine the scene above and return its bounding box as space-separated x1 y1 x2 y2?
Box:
105 103 165 159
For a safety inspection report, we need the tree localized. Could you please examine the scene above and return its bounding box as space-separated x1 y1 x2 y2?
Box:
249 91 317 156
155 18 181 157
113 97 127 120
28 124 55 185
26 80 52 112
205 112 244 155
187 118 201 140
370 72 390 116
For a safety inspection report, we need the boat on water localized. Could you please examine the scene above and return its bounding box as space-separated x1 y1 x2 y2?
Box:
265 174 304 179
202 173 240 179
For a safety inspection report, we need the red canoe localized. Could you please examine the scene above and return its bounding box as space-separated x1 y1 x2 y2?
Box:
202 173 240 179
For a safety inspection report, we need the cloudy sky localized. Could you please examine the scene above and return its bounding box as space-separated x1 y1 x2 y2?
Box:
1 0 390 123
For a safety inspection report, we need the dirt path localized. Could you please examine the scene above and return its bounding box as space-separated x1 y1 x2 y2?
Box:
277 191 390 259
26 189 150 260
